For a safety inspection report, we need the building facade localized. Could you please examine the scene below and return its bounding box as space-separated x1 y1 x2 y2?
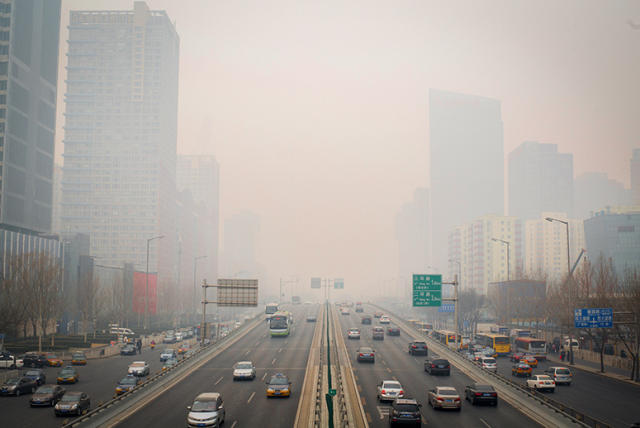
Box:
508 141 573 220
524 212 585 283
61 2 179 289
430 89 504 272
632 149 640 206
396 187 430 282
583 207 640 276
574 172 630 220
448 214 522 294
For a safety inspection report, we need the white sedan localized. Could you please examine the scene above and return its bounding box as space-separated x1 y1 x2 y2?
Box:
128 361 150 377
347 328 361 340
379 315 391 324
233 361 256 380
526 375 556 392
377 380 404 402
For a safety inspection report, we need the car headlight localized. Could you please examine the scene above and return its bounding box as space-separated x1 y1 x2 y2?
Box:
267 388 274 393
71 404 78 409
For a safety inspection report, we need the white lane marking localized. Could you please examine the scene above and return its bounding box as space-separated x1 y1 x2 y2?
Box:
255 340 260 346
244 349 250 356
214 376 223 385
377 406 390 419
261 372 267 381
272 358 276 365
278 348 282 353
480 418 492 428
231 422 238 428
247 391 256 403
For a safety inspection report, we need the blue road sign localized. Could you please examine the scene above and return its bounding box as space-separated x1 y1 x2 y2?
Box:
574 308 613 329
0 333 4 340
438 303 455 313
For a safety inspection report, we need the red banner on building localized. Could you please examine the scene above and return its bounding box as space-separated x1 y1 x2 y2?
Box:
133 272 157 314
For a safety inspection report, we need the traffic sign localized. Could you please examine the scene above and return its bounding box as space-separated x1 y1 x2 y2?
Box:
311 278 321 289
334 278 344 289
328 388 337 396
574 308 613 329
412 274 442 307
438 303 454 313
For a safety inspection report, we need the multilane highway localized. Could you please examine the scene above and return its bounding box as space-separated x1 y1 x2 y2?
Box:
115 304 319 427
336 305 541 428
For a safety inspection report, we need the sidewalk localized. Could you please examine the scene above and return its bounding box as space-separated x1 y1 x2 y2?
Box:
546 351 640 386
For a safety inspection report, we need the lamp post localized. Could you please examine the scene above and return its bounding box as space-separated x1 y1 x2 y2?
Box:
448 259 461 336
144 235 164 330
545 216 573 364
491 238 511 281
193 255 207 320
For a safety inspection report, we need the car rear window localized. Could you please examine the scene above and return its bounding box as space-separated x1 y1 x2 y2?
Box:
433 359 448 365
383 381 401 389
483 358 496 364
394 403 419 412
556 368 571 375
474 384 495 392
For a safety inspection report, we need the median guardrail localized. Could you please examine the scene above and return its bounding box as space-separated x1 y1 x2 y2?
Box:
369 303 611 428
294 304 324 428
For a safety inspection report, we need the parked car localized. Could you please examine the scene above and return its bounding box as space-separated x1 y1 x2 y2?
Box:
57 366 79 384
24 369 46 386
408 341 428 356
356 347 375 363
348 328 361 340
265 373 292 397
424 358 450 376
54 391 90 416
480 357 497 372
427 386 461 410
160 349 177 362
361 316 372 325
23 353 48 368
526 375 556 392
121 344 137 356
387 326 401 336
464 383 498 406
544 367 572 385
0 352 23 369
1 377 36 396
377 380 404 402
389 398 422 427
115 375 140 395
232 361 256 380
71 352 88 365
372 327 385 340
511 363 532 377
30 384 65 406
187 392 225 427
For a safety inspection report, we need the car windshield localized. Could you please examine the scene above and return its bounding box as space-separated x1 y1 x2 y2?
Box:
236 363 253 369
60 369 74 375
47 355 57 359
36 386 54 393
349 329 359 333
72 353 85 359
383 381 401 389
556 368 571 374
191 399 217 412
517 363 529 368
25 371 40 376
269 376 289 385
5 378 19 385
120 377 137 385
61 394 81 402
394 403 419 412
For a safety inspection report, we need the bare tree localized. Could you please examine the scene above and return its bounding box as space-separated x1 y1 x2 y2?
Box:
458 289 484 336
78 272 100 343
615 268 640 381
0 256 31 337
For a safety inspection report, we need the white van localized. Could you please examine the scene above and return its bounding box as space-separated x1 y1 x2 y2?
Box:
110 326 135 336
563 338 579 349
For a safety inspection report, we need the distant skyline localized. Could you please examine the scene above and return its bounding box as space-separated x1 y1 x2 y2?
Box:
55 0 639 291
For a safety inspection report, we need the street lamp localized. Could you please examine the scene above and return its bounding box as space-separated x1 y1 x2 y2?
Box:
491 238 511 281
193 255 207 317
144 235 164 330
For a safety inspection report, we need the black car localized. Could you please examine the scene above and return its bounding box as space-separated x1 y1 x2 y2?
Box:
424 358 450 375
355 306 364 313
306 316 317 322
389 398 422 427
24 369 46 386
387 326 401 336
23 353 48 368
120 344 136 355
361 316 372 325
464 383 498 406
0 377 36 396
54 391 91 416
30 384 65 406
408 341 428 356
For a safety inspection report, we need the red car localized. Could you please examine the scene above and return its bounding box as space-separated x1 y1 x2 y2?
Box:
510 352 525 362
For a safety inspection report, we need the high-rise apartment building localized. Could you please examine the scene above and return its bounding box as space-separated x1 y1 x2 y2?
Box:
0 0 61 233
176 155 220 284
574 172 630 220
509 141 573 220
632 149 640 205
430 89 504 272
396 188 430 280
524 212 585 283
448 214 522 294
61 2 179 284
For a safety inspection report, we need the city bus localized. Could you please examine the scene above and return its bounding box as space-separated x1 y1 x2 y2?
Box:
514 337 547 360
475 333 511 356
269 311 292 337
432 330 460 349
265 303 279 320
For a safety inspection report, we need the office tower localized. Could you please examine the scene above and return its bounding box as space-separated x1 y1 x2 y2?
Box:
430 89 504 272
396 187 430 280
574 172 630 219
509 141 573 220
61 2 179 285
632 149 640 205
524 212 585 283
448 214 522 294
584 207 640 276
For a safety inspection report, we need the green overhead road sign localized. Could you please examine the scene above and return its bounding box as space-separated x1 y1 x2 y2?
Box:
412 274 442 307
334 278 344 289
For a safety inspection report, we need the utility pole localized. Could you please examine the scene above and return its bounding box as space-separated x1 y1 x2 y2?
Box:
193 255 206 321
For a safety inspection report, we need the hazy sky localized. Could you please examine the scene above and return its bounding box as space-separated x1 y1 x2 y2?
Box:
56 0 640 294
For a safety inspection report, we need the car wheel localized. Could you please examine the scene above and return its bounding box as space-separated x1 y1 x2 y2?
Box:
15 389 20 397
471 397 476 405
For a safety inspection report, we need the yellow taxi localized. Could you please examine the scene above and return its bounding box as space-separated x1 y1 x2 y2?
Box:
57 366 79 384
521 355 538 368
266 373 291 397
71 352 87 365
178 344 191 355
511 363 533 377
46 354 63 367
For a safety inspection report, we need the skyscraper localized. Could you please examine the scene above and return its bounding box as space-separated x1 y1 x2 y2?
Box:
61 2 179 283
396 188 430 280
508 141 573 220
632 149 640 206
0 0 61 234
574 172 630 220
429 89 504 272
